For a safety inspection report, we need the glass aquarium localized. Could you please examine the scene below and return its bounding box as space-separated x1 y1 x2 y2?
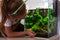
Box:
24 0 57 38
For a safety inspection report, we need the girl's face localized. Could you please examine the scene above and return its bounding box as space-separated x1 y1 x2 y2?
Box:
8 13 26 19
19 13 26 20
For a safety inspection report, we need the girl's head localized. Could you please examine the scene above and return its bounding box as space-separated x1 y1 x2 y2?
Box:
2 0 26 21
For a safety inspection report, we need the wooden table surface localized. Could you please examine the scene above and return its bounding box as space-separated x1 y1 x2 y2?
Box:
0 35 59 40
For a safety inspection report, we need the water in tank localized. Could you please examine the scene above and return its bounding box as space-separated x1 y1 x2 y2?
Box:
24 0 57 38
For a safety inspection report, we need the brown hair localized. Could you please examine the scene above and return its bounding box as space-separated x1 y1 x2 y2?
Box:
0 0 7 37
1 0 26 36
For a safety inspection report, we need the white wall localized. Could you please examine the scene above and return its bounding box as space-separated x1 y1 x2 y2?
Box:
25 0 53 10
57 0 60 35
0 1 2 23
